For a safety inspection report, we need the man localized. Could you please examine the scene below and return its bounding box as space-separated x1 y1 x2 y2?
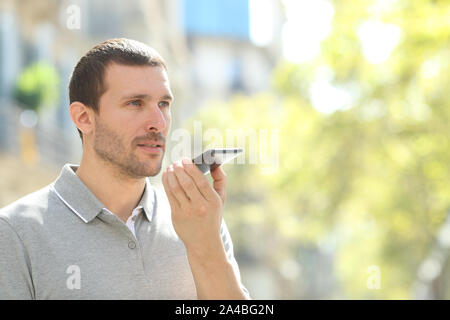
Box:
0 38 249 299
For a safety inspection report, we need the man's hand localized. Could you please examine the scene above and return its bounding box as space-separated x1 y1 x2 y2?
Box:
162 157 247 299
162 157 226 256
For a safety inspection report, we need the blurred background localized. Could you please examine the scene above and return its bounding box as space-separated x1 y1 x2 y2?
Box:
1 0 450 299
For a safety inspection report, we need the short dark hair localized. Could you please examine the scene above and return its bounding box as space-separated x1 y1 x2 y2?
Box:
68 38 167 141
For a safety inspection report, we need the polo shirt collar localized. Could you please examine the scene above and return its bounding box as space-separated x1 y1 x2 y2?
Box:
52 163 155 223
137 177 155 223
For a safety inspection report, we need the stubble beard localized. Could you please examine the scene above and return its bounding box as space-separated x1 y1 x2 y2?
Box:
93 117 163 179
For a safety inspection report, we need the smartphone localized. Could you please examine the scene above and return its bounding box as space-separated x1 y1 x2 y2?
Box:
192 148 243 175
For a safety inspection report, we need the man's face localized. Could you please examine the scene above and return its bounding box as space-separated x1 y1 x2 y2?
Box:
91 63 173 178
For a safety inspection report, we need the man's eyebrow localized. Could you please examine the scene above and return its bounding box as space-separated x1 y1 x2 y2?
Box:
161 94 174 101
121 94 174 101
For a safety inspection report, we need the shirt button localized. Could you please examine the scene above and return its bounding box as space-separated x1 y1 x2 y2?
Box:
128 241 136 249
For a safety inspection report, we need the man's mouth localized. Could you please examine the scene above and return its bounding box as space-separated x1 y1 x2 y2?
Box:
137 143 163 148
137 142 164 154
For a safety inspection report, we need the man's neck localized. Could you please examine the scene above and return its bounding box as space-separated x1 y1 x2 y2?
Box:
75 155 146 223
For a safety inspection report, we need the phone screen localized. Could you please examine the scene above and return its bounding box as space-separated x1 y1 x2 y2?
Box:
192 148 243 175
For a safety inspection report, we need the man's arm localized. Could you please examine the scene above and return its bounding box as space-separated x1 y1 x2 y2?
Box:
0 217 34 300
185 220 250 299
220 220 251 299
186 238 248 300
162 158 249 300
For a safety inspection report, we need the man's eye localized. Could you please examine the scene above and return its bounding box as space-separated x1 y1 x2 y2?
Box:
159 101 170 108
128 100 141 107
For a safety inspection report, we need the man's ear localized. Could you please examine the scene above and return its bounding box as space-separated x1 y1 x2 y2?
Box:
69 102 94 137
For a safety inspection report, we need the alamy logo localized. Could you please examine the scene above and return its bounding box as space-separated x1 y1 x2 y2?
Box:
66 265 81 290
366 265 381 290
170 121 279 174
66 5 81 30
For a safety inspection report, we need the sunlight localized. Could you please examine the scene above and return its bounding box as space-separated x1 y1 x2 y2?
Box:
281 0 334 63
309 66 353 114
357 20 402 64
249 0 274 46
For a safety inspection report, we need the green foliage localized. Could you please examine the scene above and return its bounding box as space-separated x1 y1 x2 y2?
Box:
184 0 450 298
14 61 60 113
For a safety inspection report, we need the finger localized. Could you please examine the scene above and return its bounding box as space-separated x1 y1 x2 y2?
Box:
181 157 216 201
162 170 181 209
172 160 204 203
166 164 190 204
210 165 227 204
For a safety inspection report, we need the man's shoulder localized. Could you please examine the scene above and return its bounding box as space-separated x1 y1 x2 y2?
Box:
0 184 55 228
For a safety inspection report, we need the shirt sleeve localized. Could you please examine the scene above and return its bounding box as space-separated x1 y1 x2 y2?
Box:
0 218 34 300
220 219 251 299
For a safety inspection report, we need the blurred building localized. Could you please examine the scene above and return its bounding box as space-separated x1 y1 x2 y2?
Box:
180 0 284 117
0 0 288 299
0 0 284 165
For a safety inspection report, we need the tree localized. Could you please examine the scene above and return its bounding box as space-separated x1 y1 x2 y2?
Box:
13 61 60 167
14 61 60 113
184 0 450 299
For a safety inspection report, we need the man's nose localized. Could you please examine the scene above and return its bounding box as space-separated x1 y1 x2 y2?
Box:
145 103 167 132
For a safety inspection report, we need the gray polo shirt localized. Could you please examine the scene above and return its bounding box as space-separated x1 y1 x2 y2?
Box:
0 164 248 299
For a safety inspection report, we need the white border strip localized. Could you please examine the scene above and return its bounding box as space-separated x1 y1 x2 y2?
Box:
50 185 89 223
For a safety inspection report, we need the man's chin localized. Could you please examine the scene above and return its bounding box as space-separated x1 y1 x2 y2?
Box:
145 166 162 177
139 161 163 178
133 151 164 177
